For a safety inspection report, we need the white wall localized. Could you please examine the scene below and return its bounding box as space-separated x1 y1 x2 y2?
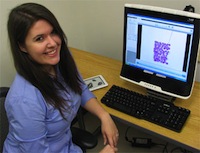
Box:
0 0 200 87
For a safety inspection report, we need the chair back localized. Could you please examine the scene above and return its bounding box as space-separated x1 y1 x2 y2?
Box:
0 87 9 153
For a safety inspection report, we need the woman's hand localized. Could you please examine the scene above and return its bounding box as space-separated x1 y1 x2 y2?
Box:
83 98 119 147
99 144 118 153
100 112 119 147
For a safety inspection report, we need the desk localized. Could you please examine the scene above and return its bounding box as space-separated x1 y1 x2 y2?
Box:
70 47 200 152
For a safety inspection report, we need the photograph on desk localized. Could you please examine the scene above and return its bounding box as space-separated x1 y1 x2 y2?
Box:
84 75 108 91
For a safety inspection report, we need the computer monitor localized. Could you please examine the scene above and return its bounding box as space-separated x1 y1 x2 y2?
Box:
120 4 200 102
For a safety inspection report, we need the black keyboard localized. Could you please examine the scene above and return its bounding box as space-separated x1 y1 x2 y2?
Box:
101 85 190 132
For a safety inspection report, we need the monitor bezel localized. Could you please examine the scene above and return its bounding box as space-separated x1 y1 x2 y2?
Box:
120 4 200 99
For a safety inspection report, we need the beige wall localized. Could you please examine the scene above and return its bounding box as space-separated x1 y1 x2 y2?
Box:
0 0 200 87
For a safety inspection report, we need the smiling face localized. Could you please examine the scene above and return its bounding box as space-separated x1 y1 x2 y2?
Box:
20 19 62 75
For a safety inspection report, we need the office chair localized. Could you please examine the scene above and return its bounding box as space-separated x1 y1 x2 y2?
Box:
0 87 97 153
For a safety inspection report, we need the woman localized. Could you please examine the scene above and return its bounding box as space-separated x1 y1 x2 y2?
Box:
3 3 118 153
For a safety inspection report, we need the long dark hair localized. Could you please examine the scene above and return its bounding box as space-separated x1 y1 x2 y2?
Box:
7 3 82 118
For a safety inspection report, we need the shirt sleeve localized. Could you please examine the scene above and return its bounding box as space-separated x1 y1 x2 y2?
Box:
77 73 96 106
5 94 50 153
80 82 96 106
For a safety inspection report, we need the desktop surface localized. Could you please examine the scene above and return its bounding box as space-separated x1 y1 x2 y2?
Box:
70 47 200 152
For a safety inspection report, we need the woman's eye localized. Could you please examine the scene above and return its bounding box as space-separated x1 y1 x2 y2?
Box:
35 36 44 42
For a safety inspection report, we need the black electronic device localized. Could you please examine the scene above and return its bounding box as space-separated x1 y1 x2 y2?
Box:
120 4 200 101
101 85 190 132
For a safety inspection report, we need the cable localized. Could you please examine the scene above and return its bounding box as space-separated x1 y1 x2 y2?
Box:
170 147 193 153
183 5 195 13
125 127 194 153
124 126 169 152
124 126 132 143
162 142 169 153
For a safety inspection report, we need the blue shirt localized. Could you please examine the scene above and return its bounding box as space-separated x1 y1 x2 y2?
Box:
3 73 95 153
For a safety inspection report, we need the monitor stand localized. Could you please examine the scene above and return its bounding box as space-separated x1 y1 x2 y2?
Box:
146 89 176 103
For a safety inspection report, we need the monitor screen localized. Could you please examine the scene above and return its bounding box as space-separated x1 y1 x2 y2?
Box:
120 4 200 100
